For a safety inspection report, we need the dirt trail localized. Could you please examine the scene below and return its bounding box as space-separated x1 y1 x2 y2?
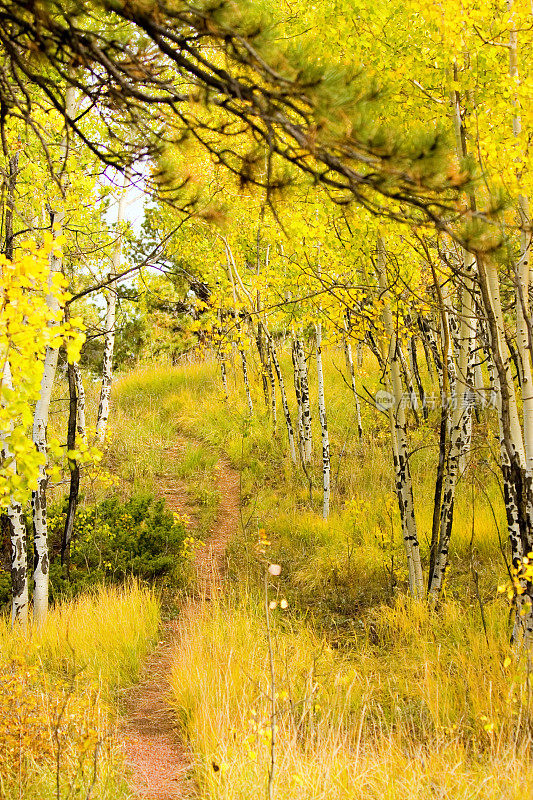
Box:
122 441 240 799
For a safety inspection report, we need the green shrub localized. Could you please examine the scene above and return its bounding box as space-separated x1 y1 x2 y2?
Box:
44 494 190 601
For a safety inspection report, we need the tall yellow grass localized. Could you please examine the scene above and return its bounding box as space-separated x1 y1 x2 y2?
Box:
0 583 160 799
171 593 532 800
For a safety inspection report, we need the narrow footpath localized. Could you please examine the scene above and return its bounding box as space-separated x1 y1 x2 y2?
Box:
122 442 240 799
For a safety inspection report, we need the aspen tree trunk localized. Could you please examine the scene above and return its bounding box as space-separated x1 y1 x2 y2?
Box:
223 240 254 415
255 322 271 414
376 236 424 598
429 256 477 598
220 359 229 401
269 338 297 463
217 311 229 401
420 317 443 388
398 344 419 418
1 362 29 628
240 346 254 415
294 334 312 463
291 341 306 462
426 278 449 593
32 85 77 624
409 335 428 421
1 152 28 627
356 341 363 369
61 360 79 569
96 171 128 443
417 315 436 380
478 256 531 619
73 363 86 439
342 320 363 439
32 217 63 625
508 0 533 472
315 323 330 519
266 342 277 428
507 0 533 641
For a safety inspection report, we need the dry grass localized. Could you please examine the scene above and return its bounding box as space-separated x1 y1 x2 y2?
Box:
170 593 533 800
0 583 160 799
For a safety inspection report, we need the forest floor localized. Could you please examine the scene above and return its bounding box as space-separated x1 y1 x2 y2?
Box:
122 438 241 800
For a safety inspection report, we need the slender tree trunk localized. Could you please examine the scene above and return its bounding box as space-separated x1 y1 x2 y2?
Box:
240 346 254 414
409 335 428 421
291 341 305 462
96 171 128 443
356 341 363 369
479 255 532 641
294 334 312 463
73 363 86 440
315 323 330 519
343 323 363 439
61 361 80 570
220 358 229 401
398 344 419 421
266 339 277 429
255 322 271 414
32 208 67 625
32 85 77 625
1 152 28 627
376 236 424 598
417 315 436 380
1 362 29 628
429 255 477 598
269 338 296 464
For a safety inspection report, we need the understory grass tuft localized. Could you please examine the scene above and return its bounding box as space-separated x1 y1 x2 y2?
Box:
0 583 160 799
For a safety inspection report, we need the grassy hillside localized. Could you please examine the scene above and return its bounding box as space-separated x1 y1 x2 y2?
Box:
107 351 527 800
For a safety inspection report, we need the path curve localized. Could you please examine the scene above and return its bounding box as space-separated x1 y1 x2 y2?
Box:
122 440 240 799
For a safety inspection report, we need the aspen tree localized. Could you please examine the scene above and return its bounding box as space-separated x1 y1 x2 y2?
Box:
269 336 297 463
315 320 330 519
222 239 254 415
343 314 363 439
96 171 129 442
376 234 424 598
73 363 87 440
0 151 27 627
293 334 312 464
31 86 77 624
1 361 28 627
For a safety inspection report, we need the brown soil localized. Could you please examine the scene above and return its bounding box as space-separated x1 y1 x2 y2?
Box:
121 442 240 799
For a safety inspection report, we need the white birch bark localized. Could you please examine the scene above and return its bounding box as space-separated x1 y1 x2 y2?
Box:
32 226 63 625
73 362 86 440
96 171 128 443
294 334 312 463
32 85 77 625
315 322 330 519
507 0 533 470
479 257 527 570
507 0 533 640
398 344 418 414
240 348 254 415
429 254 477 598
266 342 277 428
1 362 29 627
376 236 424 599
220 358 229 401
291 341 306 463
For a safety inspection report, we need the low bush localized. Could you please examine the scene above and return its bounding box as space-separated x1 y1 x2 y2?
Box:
48 494 191 602
0 494 192 609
